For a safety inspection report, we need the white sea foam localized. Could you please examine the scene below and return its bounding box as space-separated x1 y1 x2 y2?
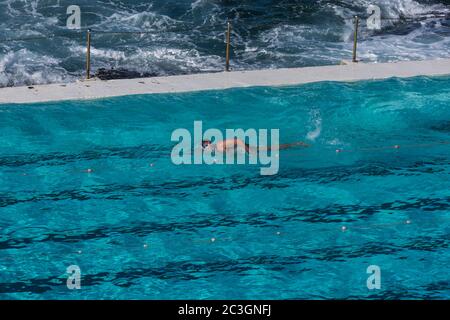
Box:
0 48 68 87
97 10 181 32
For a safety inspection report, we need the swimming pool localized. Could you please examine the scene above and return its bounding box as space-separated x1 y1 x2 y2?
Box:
0 76 449 299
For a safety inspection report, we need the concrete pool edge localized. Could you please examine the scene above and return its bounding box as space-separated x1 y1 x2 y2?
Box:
1 58 450 104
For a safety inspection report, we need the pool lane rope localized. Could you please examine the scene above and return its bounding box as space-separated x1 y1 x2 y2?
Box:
334 141 449 154
192 216 450 245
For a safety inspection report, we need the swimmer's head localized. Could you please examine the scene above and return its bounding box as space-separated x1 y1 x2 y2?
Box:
202 140 212 149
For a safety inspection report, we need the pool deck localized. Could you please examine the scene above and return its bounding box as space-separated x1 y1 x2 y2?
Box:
1 58 450 104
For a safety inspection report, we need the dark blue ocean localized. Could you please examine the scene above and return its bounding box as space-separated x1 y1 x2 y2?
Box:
1 0 450 87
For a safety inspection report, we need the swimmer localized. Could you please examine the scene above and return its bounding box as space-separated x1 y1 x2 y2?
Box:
201 138 309 154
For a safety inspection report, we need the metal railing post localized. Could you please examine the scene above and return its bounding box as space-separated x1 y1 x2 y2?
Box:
225 22 231 72
86 29 91 80
352 16 359 63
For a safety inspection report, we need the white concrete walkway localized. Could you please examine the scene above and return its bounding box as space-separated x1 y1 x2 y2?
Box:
1 59 450 104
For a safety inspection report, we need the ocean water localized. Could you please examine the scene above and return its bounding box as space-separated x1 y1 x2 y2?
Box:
1 0 450 87
0 76 449 299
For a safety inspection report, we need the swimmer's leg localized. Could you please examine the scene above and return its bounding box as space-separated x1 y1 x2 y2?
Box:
257 141 309 151
277 141 309 150
235 139 309 153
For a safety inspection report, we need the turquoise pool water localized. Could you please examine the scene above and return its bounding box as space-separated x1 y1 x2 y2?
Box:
0 76 449 299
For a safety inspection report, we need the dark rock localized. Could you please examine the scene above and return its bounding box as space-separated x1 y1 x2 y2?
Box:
94 68 159 80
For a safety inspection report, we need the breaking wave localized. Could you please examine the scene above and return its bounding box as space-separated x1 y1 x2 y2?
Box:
0 0 449 87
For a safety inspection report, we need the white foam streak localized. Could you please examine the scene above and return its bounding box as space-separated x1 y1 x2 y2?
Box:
306 109 322 142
